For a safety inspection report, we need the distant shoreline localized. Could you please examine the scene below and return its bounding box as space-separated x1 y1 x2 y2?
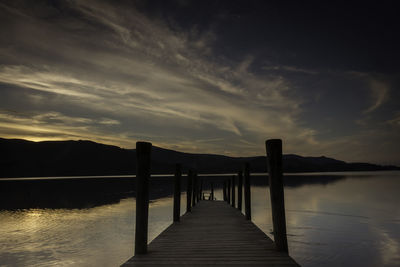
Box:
1 137 399 178
1 169 400 180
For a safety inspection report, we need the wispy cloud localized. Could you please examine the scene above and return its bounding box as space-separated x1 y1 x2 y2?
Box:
0 0 319 156
263 65 319 75
0 109 131 146
347 72 390 114
386 112 400 127
1 0 399 164
364 79 390 114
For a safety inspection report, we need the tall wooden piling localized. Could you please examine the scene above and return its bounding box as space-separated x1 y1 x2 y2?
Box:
223 181 227 201
244 162 251 220
186 170 193 213
196 174 200 202
211 182 214 200
199 179 203 202
266 139 288 252
192 172 197 207
227 179 231 205
135 141 151 255
231 175 235 208
173 163 181 222
237 171 243 211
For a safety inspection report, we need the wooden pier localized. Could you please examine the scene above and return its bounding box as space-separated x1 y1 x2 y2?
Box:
122 200 299 266
122 139 301 266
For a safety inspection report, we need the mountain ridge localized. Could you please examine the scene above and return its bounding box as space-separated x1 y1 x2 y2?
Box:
1 137 398 178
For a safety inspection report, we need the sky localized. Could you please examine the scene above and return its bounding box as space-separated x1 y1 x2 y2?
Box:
0 0 399 164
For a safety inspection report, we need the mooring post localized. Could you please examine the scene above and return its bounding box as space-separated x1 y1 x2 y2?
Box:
199 178 203 202
173 163 181 222
192 172 197 207
197 175 201 202
237 170 243 211
223 180 227 201
231 175 236 208
244 162 251 220
135 141 151 255
186 170 193 213
227 179 231 205
266 139 289 252
195 172 198 204
211 182 214 200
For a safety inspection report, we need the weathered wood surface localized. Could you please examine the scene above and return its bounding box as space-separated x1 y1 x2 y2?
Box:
122 201 300 267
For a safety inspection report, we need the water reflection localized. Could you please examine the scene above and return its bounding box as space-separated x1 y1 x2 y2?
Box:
250 172 400 267
0 172 399 266
0 199 133 266
0 193 190 267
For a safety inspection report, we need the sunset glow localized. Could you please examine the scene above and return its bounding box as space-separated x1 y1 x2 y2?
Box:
0 1 399 164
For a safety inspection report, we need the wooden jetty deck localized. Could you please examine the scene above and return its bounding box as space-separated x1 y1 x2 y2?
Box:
122 200 300 266
122 139 301 266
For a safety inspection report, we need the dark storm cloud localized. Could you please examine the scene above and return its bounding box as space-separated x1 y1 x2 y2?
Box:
0 0 399 164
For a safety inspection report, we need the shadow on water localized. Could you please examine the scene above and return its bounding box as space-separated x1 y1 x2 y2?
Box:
0 173 351 210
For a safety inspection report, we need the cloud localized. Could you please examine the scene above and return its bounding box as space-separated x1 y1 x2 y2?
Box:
0 0 353 158
0 0 399 166
99 118 120 126
346 72 390 114
386 112 400 127
364 79 390 114
263 65 319 75
0 109 132 146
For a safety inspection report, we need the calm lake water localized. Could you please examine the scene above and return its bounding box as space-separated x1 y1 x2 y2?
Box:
0 171 399 266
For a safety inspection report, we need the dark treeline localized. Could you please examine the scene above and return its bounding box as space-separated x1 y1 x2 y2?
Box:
1 138 398 178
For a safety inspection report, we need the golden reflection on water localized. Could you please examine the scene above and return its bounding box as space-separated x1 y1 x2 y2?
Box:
0 172 399 267
0 199 136 267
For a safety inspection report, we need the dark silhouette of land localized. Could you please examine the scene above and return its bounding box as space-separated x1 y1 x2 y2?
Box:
1 137 398 178
0 138 398 210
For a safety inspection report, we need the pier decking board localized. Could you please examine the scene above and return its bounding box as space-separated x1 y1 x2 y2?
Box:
122 201 300 266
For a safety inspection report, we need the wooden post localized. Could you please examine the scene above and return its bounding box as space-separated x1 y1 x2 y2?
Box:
231 175 235 208
266 139 288 252
237 170 243 211
227 179 231 205
223 180 227 201
173 163 181 222
192 171 197 206
135 141 151 255
244 162 251 220
196 177 201 203
186 170 193 213
199 179 203 202
195 172 198 204
211 182 214 200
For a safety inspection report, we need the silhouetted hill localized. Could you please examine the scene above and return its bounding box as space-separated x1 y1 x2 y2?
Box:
0 138 398 178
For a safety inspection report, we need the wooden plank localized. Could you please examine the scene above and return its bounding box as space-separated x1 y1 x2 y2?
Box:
122 201 300 267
